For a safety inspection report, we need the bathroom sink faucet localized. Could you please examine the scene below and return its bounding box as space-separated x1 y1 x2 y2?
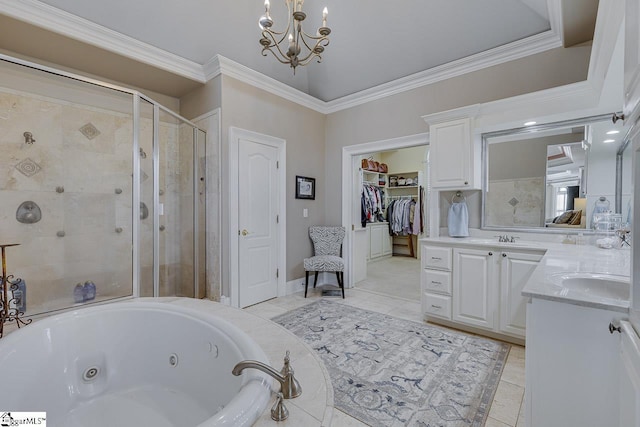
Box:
496 235 519 243
232 350 302 399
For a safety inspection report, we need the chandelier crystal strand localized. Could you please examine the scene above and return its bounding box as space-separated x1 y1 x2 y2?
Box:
259 0 331 74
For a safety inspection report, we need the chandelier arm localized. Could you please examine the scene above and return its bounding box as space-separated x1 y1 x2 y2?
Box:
298 53 323 66
262 29 290 55
299 37 330 58
298 33 316 52
296 37 330 64
262 47 294 64
299 34 329 56
262 31 293 62
299 29 327 40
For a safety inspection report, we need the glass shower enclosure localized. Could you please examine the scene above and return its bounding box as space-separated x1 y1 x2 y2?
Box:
0 54 206 317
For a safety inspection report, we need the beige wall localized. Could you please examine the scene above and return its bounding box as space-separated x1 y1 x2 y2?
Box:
381 146 428 174
179 76 223 120
325 45 592 225
220 76 326 283
489 132 584 181
180 75 326 286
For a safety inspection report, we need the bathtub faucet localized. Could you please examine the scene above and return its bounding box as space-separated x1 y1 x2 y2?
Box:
232 350 302 399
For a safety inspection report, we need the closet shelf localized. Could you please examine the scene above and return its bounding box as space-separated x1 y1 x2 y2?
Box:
388 185 418 189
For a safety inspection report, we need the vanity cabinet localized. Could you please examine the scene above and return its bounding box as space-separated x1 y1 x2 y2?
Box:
452 248 495 329
499 251 542 336
421 245 453 319
526 298 624 427
422 242 543 340
429 118 479 190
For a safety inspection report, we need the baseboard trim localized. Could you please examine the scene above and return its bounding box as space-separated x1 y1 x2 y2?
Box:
285 272 342 296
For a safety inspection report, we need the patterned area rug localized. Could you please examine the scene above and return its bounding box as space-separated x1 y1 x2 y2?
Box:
272 300 510 427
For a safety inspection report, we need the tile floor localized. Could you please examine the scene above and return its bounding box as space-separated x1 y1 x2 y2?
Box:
245 286 526 427
355 256 421 301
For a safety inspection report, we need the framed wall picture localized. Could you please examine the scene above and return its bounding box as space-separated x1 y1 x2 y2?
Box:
296 175 315 200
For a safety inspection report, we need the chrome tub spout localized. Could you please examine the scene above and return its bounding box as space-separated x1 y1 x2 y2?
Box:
232 351 302 399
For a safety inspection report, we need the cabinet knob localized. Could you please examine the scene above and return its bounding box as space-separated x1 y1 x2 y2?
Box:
488 252 493 256
502 253 507 257
464 181 468 185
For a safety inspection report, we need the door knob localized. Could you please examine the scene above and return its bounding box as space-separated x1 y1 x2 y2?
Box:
241 229 249 236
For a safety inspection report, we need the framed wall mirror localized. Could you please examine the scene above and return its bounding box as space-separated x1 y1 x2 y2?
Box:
481 113 632 232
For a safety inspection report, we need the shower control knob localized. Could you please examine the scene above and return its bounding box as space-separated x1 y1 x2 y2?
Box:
609 322 622 334
612 113 625 124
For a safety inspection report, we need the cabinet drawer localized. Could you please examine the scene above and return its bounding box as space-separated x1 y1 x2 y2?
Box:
423 293 452 320
423 246 452 270
422 269 452 295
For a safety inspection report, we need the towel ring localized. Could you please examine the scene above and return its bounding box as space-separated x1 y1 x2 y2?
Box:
452 191 466 203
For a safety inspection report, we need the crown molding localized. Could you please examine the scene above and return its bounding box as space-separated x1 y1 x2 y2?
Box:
323 30 562 114
202 28 562 115
422 105 482 127
203 55 326 113
0 0 206 83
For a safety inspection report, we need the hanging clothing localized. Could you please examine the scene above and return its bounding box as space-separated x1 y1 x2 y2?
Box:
361 184 385 225
412 191 421 236
386 198 420 236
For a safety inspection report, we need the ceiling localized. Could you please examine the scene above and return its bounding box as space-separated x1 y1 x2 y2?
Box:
0 0 598 101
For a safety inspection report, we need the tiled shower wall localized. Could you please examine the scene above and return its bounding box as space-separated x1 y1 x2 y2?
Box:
0 87 196 315
485 177 545 227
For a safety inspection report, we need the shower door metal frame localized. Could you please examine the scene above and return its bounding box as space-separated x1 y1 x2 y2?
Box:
0 52 203 302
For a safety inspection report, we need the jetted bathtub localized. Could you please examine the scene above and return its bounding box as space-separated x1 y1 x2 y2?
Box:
0 300 272 427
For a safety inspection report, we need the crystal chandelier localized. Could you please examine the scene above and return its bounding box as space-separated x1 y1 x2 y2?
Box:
259 0 331 74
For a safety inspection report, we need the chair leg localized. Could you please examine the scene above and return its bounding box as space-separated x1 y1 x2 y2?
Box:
340 272 345 299
305 271 309 298
313 271 319 288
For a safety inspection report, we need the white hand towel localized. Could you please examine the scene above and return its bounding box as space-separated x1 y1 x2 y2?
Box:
448 201 469 237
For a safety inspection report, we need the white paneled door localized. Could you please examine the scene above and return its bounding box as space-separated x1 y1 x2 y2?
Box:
238 137 279 308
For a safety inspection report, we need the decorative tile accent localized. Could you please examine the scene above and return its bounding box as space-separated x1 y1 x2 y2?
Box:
15 158 42 177
78 123 101 140
508 197 520 207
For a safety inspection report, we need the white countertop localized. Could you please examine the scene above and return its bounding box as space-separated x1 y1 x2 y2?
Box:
421 237 631 313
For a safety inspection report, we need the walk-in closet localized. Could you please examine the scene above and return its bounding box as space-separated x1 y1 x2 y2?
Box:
354 145 429 300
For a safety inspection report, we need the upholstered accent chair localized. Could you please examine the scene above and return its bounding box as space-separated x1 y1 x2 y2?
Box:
303 226 345 298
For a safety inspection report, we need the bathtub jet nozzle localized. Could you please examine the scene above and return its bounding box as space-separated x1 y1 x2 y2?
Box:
232 350 302 399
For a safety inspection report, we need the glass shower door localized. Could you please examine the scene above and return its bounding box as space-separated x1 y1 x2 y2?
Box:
156 108 201 298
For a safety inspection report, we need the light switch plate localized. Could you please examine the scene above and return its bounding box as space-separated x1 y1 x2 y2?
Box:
303 208 308 218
